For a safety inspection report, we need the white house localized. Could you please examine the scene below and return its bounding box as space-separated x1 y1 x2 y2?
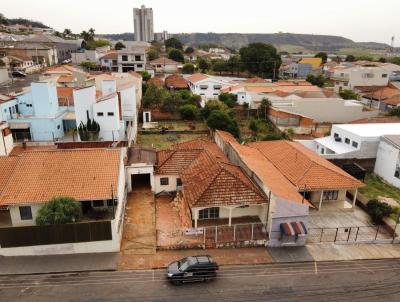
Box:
374 135 400 188
332 65 390 93
0 148 127 256
149 57 179 73
71 45 110 65
312 123 400 159
186 73 237 105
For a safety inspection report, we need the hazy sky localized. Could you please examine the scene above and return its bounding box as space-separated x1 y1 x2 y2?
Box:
2 0 399 45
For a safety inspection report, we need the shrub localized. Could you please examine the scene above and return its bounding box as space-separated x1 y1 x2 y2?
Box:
218 93 237 108
182 63 195 74
180 104 198 120
366 199 393 224
206 110 240 137
36 196 81 225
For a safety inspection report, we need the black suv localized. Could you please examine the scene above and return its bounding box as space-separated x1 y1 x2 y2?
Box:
167 255 219 285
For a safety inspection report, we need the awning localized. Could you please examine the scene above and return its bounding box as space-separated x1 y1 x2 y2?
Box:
8 122 30 129
280 222 308 236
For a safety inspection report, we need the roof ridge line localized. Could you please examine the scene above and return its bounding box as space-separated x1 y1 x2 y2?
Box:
192 163 222 205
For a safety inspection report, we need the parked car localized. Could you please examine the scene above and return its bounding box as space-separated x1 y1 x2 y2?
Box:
11 71 26 78
166 255 219 285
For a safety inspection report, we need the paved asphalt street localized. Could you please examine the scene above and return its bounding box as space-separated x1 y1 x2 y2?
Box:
0 73 40 94
0 259 400 302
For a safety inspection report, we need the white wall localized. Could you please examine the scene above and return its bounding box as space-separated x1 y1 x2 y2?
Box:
126 164 155 192
154 174 180 194
92 95 123 141
0 124 14 156
9 204 42 227
0 68 10 84
375 140 400 188
73 86 96 127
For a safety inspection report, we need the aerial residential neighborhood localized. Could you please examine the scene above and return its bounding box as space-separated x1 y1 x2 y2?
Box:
1 1 400 301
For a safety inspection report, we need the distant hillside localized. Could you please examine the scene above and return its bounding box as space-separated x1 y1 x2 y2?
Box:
100 32 390 52
0 13 49 28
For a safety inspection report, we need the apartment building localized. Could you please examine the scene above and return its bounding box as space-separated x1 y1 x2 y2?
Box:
133 5 154 42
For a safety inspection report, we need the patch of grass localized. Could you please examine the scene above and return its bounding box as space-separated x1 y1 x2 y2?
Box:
137 133 208 150
360 174 400 203
158 121 207 131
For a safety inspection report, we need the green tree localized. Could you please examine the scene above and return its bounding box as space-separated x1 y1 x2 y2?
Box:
148 48 159 61
388 57 400 66
367 199 393 224
80 61 98 70
161 92 182 113
165 37 183 50
80 30 90 41
258 98 271 119
198 58 209 72
378 57 387 63
314 52 328 63
212 59 230 74
345 55 356 62
239 43 281 78
36 196 81 226
180 104 199 120
387 107 400 117
249 119 259 133
182 63 195 74
207 110 240 137
201 99 230 119
176 89 192 100
184 46 194 54
168 48 184 62
306 74 326 88
62 28 72 38
88 28 95 40
218 93 237 108
339 89 359 100
140 71 151 81
114 42 126 50
188 94 202 106
85 39 111 50
227 55 242 75
143 83 169 109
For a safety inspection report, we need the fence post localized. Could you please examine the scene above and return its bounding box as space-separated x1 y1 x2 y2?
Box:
215 225 218 244
375 225 380 241
334 228 339 242
233 224 236 241
251 223 254 241
355 227 360 242
347 228 352 242
320 228 324 242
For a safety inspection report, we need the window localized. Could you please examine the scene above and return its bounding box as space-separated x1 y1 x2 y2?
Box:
321 148 325 154
395 167 400 179
57 125 61 129
93 200 104 207
122 55 128 61
26 104 32 107
137 64 143 68
107 199 117 206
97 112 104 116
200 85 208 90
323 190 339 201
352 141 358 148
107 112 114 116
345 138 350 144
19 206 32 220
213 85 222 90
160 177 169 185
104 59 109 63
344 82 348 86
199 207 220 219
176 178 182 186
334 133 339 138
135 55 141 61
382 74 388 78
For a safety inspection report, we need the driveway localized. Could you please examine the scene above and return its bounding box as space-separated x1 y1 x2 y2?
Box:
118 185 156 270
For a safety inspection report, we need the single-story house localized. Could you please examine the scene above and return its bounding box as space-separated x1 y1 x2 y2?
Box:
149 57 180 73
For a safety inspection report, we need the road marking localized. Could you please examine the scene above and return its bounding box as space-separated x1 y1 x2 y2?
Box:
314 262 318 275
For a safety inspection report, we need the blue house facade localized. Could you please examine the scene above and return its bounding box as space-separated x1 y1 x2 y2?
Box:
5 81 67 141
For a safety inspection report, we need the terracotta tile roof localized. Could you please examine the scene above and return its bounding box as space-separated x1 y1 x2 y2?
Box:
275 80 312 86
249 141 364 191
150 57 180 65
57 75 74 83
350 116 400 124
270 90 290 97
364 87 400 100
384 95 400 106
0 157 19 197
156 138 267 207
0 94 15 105
187 73 209 83
45 65 82 75
9 54 32 61
101 51 118 60
148 76 164 87
244 77 267 83
165 74 188 89
57 87 74 106
0 149 121 206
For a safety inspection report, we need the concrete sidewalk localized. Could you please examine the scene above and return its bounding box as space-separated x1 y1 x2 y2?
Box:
0 252 119 275
268 243 400 263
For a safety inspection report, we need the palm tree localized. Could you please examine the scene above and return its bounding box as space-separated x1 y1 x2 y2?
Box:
80 30 90 41
63 28 72 38
88 28 95 41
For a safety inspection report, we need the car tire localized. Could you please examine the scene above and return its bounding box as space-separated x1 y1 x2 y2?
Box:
173 280 183 286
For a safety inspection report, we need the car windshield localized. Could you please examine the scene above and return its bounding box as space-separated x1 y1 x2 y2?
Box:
178 257 193 271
